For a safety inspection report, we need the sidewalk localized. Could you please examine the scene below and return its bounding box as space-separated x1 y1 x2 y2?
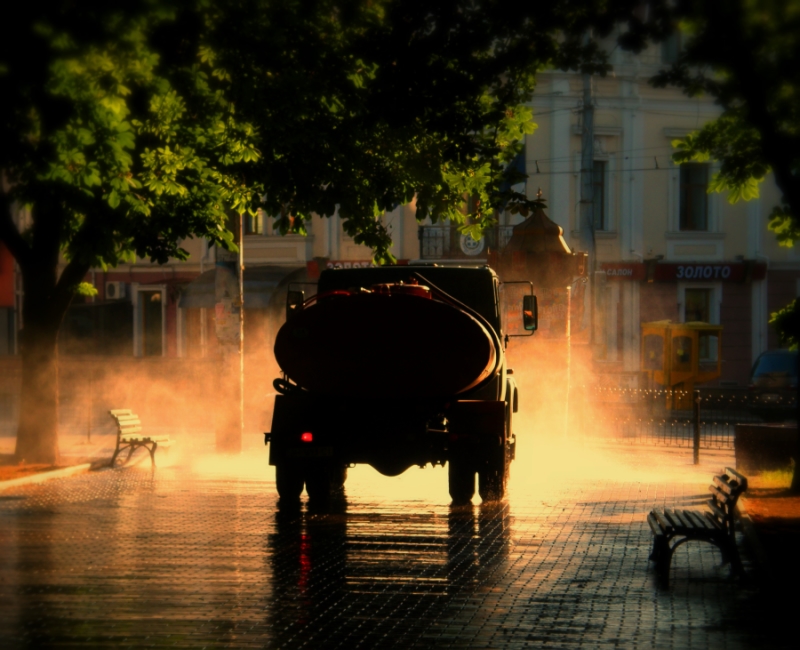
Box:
1 438 791 649
0 430 117 482
0 426 228 488
3 429 800 606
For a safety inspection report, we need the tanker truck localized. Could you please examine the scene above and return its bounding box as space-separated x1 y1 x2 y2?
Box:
265 264 536 503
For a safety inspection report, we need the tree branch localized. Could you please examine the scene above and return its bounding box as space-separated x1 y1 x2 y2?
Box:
52 256 90 321
722 11 800 220
0 188 32 267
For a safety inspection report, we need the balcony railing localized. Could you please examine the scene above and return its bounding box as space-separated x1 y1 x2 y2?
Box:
418 225 514 260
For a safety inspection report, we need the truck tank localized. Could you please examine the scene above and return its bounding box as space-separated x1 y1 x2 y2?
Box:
267 266 525 505
274 283 500 400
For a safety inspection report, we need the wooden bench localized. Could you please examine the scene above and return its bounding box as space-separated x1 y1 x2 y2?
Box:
647 466 748 587
109 409 172 468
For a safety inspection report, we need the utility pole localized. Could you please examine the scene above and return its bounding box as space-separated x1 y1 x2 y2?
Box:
237 212 245 454
579 69 596 343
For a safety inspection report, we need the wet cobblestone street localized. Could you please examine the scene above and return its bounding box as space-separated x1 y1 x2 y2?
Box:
0 438 786 649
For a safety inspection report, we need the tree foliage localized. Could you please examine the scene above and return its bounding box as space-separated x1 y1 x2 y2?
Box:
625 1 800 244
0 1 257 281
622 0 800 489
201 0 639 260
623 0 800 345
1 0 641 271
770 299 800 349
1 0 642 463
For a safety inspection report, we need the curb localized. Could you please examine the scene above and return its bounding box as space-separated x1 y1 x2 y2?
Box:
0 463 93 492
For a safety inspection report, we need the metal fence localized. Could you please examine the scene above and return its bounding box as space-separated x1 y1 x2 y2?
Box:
575 386 796 451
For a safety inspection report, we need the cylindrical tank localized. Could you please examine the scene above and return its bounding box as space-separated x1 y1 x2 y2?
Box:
274 289 499 399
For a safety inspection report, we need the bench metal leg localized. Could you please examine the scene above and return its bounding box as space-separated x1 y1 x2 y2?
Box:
110 443 133 468
149 442 158 468
722 539 744 576
650 535 668 564
658 549 673 588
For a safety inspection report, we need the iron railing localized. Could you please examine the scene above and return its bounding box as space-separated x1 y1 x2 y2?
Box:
574 386 796 451
418 225 514 260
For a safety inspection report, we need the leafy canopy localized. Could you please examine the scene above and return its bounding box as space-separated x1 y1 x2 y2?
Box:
0 0 260 282
201 0 640 261
627 0 800 247
1 0 642 281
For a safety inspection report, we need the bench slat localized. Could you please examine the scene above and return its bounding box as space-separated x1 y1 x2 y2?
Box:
647 513 663 536
725 467 748 491
709 484 734 507
120 435 171 442
671 510 698 531
702 511 724 530
663 509 683 530
706 498 728 524
652 508 673 533
686 509 716 530
713 475 735 496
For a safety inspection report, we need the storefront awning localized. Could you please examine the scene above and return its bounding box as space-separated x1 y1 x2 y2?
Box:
178 265 306 309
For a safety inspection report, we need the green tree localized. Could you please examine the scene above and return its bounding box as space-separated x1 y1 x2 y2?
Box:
203 0 636 256
1 0 636 464
0 1 258 464
622 0 800 335
623 0 800 488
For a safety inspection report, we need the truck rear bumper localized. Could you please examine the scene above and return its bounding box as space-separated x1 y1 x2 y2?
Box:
268 394 506 475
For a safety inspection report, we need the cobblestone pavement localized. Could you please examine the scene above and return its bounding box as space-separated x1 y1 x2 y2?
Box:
0 435 787 649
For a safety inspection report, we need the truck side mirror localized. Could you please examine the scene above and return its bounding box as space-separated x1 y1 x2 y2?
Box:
286 290 304 319
522 295 537 331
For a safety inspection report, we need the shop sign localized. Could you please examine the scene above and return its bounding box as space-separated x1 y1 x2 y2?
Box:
326 260 376 269
599 261 767 282
600 262 645 280
653 263 766 282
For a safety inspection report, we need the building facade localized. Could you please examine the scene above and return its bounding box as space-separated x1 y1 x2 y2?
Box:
2 37 797 392
521 40 798 387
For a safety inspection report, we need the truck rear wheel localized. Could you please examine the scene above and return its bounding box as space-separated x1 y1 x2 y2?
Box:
305 463 347 501
478 404 512 501
478 447 510 501
275 463 304 501
448 460 475 504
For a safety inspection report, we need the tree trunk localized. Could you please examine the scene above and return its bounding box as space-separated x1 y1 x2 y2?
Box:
791 349 800 493
2 194 89 466
14 321 61 465
12 253 80 465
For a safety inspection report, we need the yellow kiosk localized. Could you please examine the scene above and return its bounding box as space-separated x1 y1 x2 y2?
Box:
641 321 723 409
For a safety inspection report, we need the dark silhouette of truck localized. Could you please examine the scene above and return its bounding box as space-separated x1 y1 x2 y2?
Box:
266 264 536 503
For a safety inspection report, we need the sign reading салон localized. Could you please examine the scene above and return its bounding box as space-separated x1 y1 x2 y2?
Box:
600 263 646 280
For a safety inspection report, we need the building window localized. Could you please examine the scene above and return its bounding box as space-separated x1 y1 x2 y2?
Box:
685 287 716 361
662 30 682 64
685 288 711 323
245 209 264 235
142 291 163 356
679 163 709 231
593 161 606 231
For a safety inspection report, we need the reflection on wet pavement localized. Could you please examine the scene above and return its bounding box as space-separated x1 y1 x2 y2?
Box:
0 444 784 649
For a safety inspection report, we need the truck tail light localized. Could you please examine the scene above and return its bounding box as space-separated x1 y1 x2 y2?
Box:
301 432 313 443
